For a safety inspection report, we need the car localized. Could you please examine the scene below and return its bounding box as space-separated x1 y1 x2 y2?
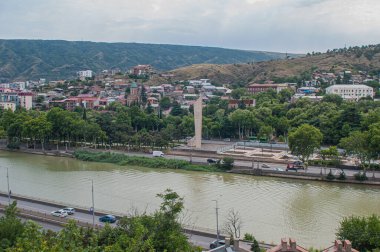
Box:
286 167 298 172
207 158 218 164
210 239 226 249
60 207 75 215
292 161 305 169
223 138 231 142
275 168 285 171
51 210 68 218
261 164 270 168
99 214 117 223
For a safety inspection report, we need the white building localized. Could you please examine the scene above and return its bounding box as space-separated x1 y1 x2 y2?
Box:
77 70 93 79
325 84 374 100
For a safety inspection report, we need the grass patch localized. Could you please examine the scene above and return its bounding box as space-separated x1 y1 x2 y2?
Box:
74 150 220 172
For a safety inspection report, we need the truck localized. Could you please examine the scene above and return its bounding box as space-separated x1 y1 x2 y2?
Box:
152 151 164 157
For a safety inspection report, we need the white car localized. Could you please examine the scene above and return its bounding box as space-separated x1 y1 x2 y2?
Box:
60 207 75 215
51 210 68 218
275 168 285 172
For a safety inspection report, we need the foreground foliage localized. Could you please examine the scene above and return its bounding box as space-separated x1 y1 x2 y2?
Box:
336 215 380 252
0 190 201 252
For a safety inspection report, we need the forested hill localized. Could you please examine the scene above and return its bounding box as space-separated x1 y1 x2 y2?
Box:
168 44 380 85
0 39 295 81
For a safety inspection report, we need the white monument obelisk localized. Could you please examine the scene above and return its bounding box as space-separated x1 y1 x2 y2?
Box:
188 96 202 149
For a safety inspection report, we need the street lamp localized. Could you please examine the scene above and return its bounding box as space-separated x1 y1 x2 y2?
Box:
212 199 220 243
6 167 11 204
85 178 95 229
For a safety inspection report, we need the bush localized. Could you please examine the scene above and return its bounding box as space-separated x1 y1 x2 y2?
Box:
218 157 234 171
244 233 255 241
354 172 368 181
326 170 335 180
337 172 346 180
7 142 20 149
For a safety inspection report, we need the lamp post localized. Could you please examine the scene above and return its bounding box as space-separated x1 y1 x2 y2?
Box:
86 178 95 229
91 179 95 229
6 167 10 204
212 199 220 243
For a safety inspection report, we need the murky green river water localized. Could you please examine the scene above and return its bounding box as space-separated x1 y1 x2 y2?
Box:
0 151 379 248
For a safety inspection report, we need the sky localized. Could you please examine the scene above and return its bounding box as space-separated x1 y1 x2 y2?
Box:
1 0 380 53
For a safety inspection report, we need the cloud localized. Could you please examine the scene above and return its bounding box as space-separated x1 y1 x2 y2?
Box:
0 0 379 53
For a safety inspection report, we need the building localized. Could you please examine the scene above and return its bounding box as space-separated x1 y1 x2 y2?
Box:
228 99 256 109
77 70 93 79
131 65 153 76
18 92 33 110
323 240 359 252
267 238 308 252
247 83 289 94
326 84 374 100
126 82 141 106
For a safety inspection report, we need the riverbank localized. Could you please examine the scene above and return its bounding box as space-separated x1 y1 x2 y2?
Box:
74 150 221 172
2 147 380 186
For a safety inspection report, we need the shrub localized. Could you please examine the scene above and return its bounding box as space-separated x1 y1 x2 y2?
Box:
7 142 20 149
218 157 234 170
354 172 368 181
326 170 335 180
337 172 346 180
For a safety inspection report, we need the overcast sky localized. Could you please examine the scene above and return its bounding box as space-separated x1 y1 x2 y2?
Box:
1 0 379 53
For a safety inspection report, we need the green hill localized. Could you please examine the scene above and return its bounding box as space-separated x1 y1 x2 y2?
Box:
0 39 297 81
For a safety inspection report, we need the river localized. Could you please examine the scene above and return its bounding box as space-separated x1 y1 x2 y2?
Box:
0 151 379 248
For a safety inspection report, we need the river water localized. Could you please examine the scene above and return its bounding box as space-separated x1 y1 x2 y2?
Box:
0 151 379 248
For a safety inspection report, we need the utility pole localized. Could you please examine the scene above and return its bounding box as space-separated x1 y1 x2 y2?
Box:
6 167 10 204
91 179 95 229
213 200 220 243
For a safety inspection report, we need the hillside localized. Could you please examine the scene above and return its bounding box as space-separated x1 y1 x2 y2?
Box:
167 45 380 85
0 39 297 81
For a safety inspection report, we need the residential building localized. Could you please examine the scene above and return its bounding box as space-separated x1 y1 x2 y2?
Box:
77 70 93 79
323 240 359 252
228 99 256 109
247 83 289 94
131 65 153 76
18 92 33 110
267 238 308 252
326 84 374 100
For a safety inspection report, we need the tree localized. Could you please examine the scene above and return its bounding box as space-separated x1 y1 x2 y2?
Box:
223 208 242 239
339 131 371 169
0 201 24 249
159 97 171 110
288 124 323 166
336 215 380 251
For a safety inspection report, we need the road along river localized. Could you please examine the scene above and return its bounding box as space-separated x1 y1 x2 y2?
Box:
0 151 379 248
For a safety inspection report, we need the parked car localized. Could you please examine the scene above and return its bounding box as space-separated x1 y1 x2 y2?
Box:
286 167 298 172
152 151 164 157
60 207 75 215
261 164 270 168
292 161 305 169
275 168 285 172
210 239 226 249
207 158 218 164
51 210 68 218
99 214 117 223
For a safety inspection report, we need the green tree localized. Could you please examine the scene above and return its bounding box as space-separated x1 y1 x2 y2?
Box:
288 124 323 166
336 215 380 251
159 97 171 110
0 201 24 249
339 131 371 169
